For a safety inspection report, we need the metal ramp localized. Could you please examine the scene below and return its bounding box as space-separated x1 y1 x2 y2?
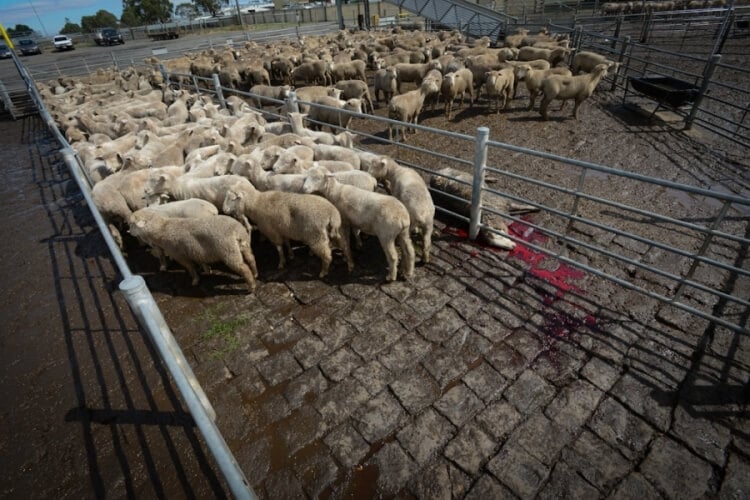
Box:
0 79 37 119
389 0 518 39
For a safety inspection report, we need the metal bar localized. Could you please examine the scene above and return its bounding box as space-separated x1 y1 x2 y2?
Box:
611 35 630 91
469 127 489 241
212 73 227 109
685 54 721 130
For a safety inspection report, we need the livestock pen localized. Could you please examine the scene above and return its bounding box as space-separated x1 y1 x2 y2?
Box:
5 19 750 498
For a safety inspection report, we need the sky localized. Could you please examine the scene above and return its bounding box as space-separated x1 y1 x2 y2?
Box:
0 0 123 36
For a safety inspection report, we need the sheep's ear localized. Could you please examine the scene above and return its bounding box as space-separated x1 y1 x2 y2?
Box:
136 219 146 228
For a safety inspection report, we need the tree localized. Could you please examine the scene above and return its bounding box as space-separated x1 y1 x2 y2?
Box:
80 10 119 32
122 0 174 24
175 2 200 19
194 0 228 16
6 24 34 37
59 18 81 34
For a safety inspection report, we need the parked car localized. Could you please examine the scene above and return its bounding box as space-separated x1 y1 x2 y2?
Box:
94 28 124 45
0 43 11 59
16 39 41 56
52 35 74 51
100 28 124 45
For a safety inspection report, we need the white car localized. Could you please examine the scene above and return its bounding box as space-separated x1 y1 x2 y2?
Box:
52 35 74 51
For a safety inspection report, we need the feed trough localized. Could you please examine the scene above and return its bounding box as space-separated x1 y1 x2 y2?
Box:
628 75 700 117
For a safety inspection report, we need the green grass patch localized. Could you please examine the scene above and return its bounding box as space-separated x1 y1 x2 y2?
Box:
197 305 249 359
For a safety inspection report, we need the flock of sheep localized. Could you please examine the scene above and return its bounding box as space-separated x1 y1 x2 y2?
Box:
599 0 728 14
36 26 619 292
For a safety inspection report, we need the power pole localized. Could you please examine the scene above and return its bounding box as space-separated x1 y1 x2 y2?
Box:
336 0 345 30
235 0 245 28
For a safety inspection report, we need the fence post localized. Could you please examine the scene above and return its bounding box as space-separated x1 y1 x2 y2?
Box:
685 54 720 130
610 35 630 91
639 10 652 43
212 73 227 109
611 15 622 49
572 25 584 66
469 127 489 241
158 63 169 86
712 7 734 55
286 90 299 114
110 52 119 70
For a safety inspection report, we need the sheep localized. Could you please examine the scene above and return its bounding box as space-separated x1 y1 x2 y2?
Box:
293 86 342 113
388 80 440 142
539 63 610 120
249 84 291 109
307 97 362 132
571 51 620 75
483 68 515 113
363 158 435 263
222 184 353 277
311 143 358 168
143 171 253 210
373 66 399 105
441 69 474 119
517 46 571 66
334 79 374 114
515 64 573 110
302 166 415 282
429 167 518 250
291 60 331 86
128 210 258 292
394 60 442 93
329 60 367 82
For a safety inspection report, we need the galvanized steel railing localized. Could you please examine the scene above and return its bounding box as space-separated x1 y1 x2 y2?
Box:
9 49 257 500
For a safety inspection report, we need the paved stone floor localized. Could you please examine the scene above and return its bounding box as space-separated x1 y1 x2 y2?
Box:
3 115 748 498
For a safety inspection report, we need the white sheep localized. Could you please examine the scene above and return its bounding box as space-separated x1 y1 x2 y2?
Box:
307 96 362 132
572 51 620 75
373 66 398 105
143 171 253 210
388 80 440 142
363 158 435 263
128 210 258 292
483 68 515 113
222 184 353 277
515 64 573 110
313 144 361 169
302 165 415 282
441 69 474 119
539 63 610 120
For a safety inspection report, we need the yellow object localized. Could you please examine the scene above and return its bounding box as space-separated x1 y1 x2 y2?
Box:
372 14 380 27
0 24 13 48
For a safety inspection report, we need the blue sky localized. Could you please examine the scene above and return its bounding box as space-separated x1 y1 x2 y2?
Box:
0 0 123 36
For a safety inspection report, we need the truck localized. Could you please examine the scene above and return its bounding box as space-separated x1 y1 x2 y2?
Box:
145 23 180 41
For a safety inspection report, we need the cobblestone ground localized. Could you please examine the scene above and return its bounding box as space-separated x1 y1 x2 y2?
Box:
150 209 750 497
4 118 748 497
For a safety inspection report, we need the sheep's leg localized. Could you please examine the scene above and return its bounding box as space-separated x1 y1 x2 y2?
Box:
573 98 583 120
397 227 415 279
528 90 537 110
380 237 400 282
175 257 201 286
226 254 256 293
275 244 287 269
309 239 333 278
421 224 433 264
539 96 551 120
334 224 355 272
240 241 259 278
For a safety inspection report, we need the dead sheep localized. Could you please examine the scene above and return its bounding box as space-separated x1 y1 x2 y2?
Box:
363 158 435 263
128 210 258 292
539 63 610 120
222 184 353 277
302 166 415 282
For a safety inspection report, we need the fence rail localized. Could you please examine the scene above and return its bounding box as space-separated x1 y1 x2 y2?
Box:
151 63 750 334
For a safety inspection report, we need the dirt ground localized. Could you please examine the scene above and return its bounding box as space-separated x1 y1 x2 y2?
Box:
2 28 749 497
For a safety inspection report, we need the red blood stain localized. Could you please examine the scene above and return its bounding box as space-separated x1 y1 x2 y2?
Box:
441 219 599 342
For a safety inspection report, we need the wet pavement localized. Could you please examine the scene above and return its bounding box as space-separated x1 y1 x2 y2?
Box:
2 112 749 498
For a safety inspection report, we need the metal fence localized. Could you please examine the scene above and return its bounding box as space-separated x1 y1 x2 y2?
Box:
4 50 258 500
156 67 749 334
